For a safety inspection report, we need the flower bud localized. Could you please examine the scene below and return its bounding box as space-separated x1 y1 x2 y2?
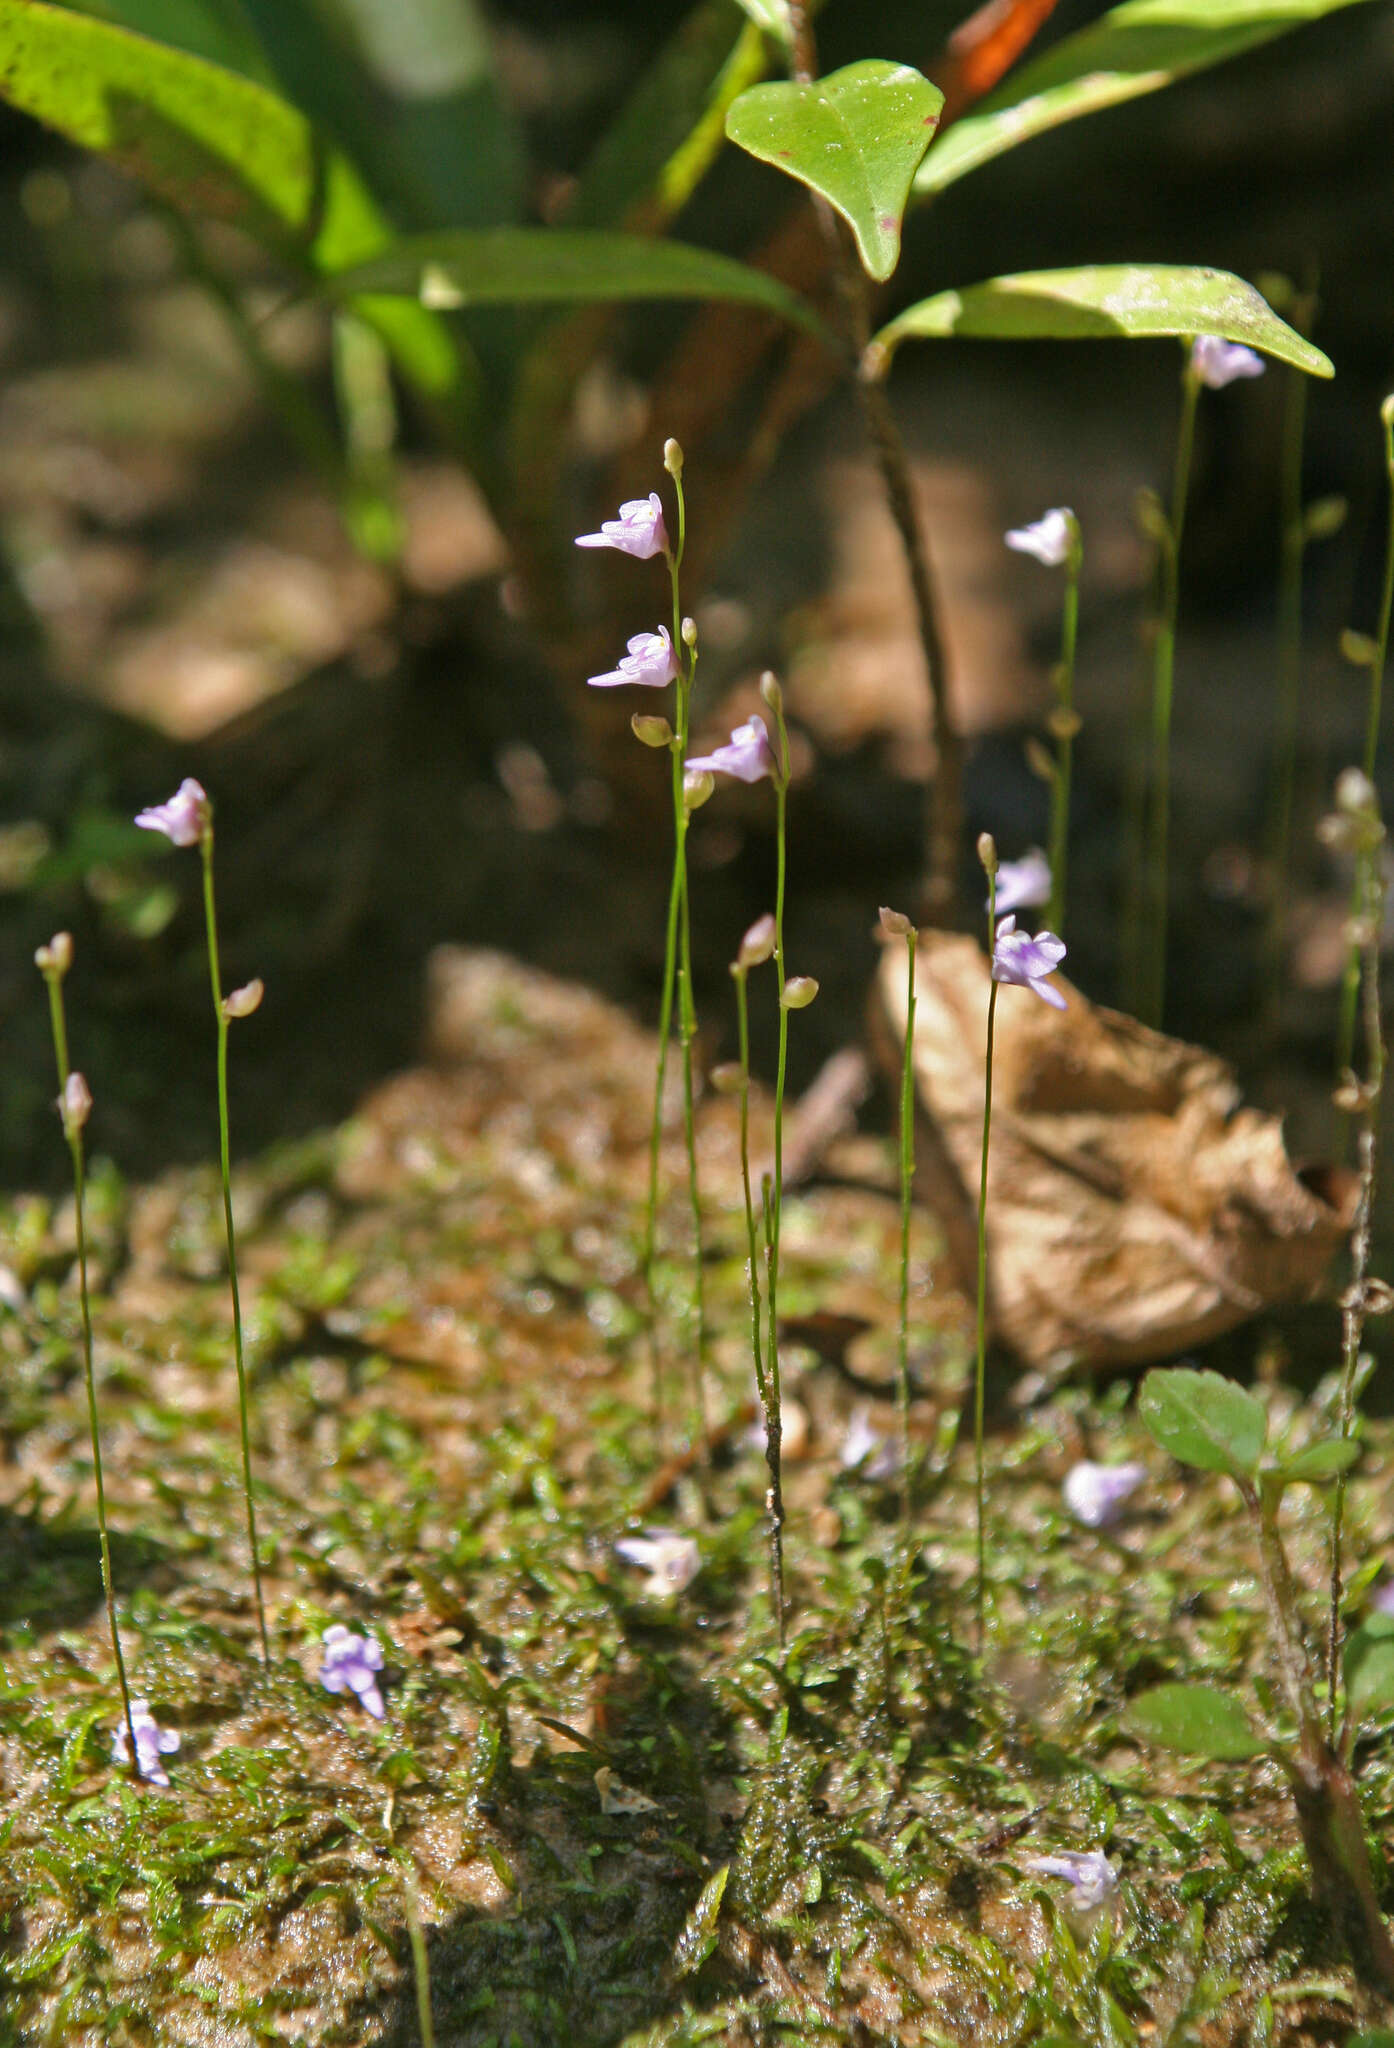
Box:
1382 392 1394 430
878 906 912 939
1047 706 1083 742
35 930 73 979
781 975 819 1010
663 436 684 476
1336 767 1377 816
681 615 698 649
1340 629 1378 669
222 977 265 1020
631 712 674 750
709 1062 744 1096
1303 495 1346 543
977 832 998 876
1134 487 1169 545
60 1070 92 1136
737 914 777 969
758 671 783 714
1025 738 1057 784
683 768 714 813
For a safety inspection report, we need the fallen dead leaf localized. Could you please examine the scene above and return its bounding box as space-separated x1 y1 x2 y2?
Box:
873 931 1354 1372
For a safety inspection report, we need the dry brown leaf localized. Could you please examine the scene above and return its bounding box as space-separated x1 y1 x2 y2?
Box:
873 932 1354 1372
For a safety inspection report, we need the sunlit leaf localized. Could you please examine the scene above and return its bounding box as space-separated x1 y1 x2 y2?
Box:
1128 1683 1269 1760
916 0 1380 197
52 0 274 78
673 1863 729 1977
1136 1367 1268 1480
874 265 1333 377
324 228 831 338
726 59 943 281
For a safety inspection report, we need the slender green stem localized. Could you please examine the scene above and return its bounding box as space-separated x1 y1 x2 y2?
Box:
1047 535 1081 937
41 963 138 1771
1337 404 1394 1092
763 706 793 1651
735 962 782 1623
974 872 999 1654
1142 361 1201 1028
1327 809 1385 1737
201 833 270 1665
895 929 918 1525
402 1877 436 2048
1264 353 1312 1023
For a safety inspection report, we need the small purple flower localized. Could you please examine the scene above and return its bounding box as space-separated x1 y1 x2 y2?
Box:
992 915 1067 1010
319 1624 386 1719
1005 507 1075 567
1022 1849 1119 1911
111 1697 180 1786
615 1527 700 1598
1063 1459 1146 1530
992 849 1052 917
1190 335 1265 390
1372 1580 1394 1618
135 777 209 849
839 1405 900 1482
575 493 668 560
587 626 679 691
685 715 778 785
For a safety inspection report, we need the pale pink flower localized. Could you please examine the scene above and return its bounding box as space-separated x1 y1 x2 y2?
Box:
1023 1850 1118 1910
685 715 778 785
111 1697 180 1786
575 494 667 560
135 778 209 848
1005 507 1075 567
587 627 679 690
992 850 1052 917
1190 335 1265 389
1063 1460 1146 1529
615 1528 699 1598
319 1624 386 1719
991 916 1067 1009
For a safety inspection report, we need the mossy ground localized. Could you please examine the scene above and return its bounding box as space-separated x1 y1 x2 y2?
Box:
2 949 1392 2048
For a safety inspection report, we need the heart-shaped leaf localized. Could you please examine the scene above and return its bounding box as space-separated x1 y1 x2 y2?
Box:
873 264 1332 378
1137 1367 1267 1480
726 59 943 281
1128 1683 1268 1761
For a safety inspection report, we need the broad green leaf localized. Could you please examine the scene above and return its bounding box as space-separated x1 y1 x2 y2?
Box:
1345 1623 1394 1720
726 59 943 282
915 0 1380 199
1128 1682 1268 1761
1271 1438 1362 1483
52 0 275 78
324 229 831 339
874 265 1333 378
673 1863 729 1977
568 1 767 232
0 0 382 268
1136 1367 1268 1480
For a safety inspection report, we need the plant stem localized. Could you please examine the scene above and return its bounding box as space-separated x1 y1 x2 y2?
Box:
786 0 962 924
1047 532 1081 936
761 1169 785 1646
1263 343 1313 1025
1141 357 1201 1028
763 705 793 1651
974 873 999 1653
735 961 782 1630
1326 804 1385 1737
201 832 270 1665
896 928 918 1525
41 965 139 1771
1337 402 1394 1093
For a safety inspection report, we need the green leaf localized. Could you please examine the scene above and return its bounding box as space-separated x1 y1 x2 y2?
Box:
915 0 1380 199
732 0 792 47
725 59 943 282
874 265 1333 378
1136 1367 1268 1479
1271 1438 1362 1483
673 1863 729 1977
323 228 830 339
52 0 275 79
1128 1683 1268 1761
1344 1626 1394 1721
0 0 386 267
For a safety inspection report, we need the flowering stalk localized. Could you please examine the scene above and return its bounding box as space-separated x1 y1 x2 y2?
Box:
974 841 999 1650
35 936 139 1774
1005 511 1080 935
1336 397 1394 1095
1323 771 1387 1736
764 677 797 1646
880 908 918 1524
199 828 271 1665
726 916 783 1630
